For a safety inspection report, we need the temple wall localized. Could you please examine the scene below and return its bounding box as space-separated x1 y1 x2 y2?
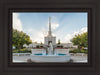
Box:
44 37 56 45
31 49 43 55
55 49 69 54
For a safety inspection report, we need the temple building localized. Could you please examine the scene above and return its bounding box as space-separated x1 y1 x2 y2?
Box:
44 17 56 46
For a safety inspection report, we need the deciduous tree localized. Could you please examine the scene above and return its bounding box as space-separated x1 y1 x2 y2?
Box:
71 32 88 50
13 29 32 49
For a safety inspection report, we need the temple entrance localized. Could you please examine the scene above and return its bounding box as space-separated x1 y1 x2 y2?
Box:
48 41 52 45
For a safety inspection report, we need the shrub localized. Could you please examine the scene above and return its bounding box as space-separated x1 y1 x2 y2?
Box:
36 45 40 48
13 49 31 53
80 49 85 53
57 46 60 47
69 48 88 54
61 45 63 48
40 46 43 48
57 45 63 48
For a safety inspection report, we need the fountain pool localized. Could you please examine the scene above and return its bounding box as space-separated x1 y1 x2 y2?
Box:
34 53 66 56
30 53 70 62
30 42 71 63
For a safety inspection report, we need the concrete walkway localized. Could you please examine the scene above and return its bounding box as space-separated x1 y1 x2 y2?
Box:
13 55 87 63
71 56 87 63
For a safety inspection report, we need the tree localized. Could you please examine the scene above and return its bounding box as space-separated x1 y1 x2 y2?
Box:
71 32 88 50
57 39 61 44
40 41 43 45
13 29 32 49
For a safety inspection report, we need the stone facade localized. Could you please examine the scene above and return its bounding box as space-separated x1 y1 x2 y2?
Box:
44 36 56 45
31 48 44 55
55 48 69 54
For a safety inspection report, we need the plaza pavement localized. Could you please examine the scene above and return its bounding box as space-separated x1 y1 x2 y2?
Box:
13 55 87 63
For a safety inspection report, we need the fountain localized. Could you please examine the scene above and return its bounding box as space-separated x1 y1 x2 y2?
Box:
48 42 53 55
30 42 70 62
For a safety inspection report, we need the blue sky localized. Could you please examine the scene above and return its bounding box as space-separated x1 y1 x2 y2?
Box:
13 12 87 43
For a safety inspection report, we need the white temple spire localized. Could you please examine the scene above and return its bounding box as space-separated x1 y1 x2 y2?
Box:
48 16 52 36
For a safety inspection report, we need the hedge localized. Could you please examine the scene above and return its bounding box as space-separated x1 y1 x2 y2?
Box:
13 49 31 53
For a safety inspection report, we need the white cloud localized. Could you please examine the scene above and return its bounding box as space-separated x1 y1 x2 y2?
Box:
24 28 46 43
13 13 23 31
79 27 87 34
63 27 87 43
51 23 59 29
41 27 48 37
